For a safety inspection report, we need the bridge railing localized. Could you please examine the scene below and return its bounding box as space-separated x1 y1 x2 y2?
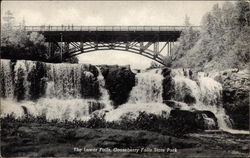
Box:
20 25 200 32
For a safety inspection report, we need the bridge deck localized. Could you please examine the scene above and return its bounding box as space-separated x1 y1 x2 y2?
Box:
24 25 193 32
23 25 199 42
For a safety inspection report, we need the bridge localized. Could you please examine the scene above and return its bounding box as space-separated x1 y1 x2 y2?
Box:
24 25 198 65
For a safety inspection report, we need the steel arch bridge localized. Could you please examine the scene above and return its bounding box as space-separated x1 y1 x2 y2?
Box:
58 40 173 65
24 25 199 66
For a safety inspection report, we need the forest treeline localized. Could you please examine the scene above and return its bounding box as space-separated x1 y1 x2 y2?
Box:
170 0 250 72
0 11 78 63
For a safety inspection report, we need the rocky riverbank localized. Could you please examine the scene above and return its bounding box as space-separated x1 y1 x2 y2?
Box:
1 120 249 157
211 69 249 130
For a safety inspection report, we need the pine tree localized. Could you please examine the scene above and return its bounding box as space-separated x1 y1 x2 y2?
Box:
171 15 200 60
171 1 249 71
2 10 15 31
235 0 250 29
1 10 15 46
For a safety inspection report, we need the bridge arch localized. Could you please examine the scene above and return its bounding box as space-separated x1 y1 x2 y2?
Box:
61 41 172 66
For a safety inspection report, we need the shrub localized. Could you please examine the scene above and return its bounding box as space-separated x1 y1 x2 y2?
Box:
86 114 106 128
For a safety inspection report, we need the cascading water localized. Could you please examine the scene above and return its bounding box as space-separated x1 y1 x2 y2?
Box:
105 67 233 129
0 60 14 98
0 59 111 121
105 69 171 121
171 69 232 130
0 59 234 131
96 67 113 111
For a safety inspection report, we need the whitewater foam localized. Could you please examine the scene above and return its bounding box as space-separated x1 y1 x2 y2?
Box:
105 68 171 121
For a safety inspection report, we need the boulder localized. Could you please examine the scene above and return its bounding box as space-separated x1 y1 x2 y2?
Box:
168 110 218 133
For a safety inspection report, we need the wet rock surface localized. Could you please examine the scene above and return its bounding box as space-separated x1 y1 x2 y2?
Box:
168 110 218 132
162 68 175 103
162 68 196 105
100 65 136 107
212 69 249 130
1 121 249 157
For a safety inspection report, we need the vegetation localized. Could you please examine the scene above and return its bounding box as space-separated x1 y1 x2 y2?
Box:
147 61 163 70
2 113 249 157
1 111 203 137
1 10 78 63
170 1 250 72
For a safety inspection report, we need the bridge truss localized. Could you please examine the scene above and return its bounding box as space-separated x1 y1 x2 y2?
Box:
50 40 174 66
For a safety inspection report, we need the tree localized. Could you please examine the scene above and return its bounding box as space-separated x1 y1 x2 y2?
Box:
184 14 191 26
1 10 15 46
148 61 162 69
171 15 200 60
65 56 79 63
28 32 45 45
2 10 15 31
235 0 250 29
0 10 78 63
171 2 249 71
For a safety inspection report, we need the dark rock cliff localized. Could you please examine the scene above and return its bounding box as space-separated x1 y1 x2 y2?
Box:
213 69 249 130
99 65 136 108
162 68 196 105
162 68 175 103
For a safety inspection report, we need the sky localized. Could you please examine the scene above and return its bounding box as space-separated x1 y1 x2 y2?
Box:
1 1 225 69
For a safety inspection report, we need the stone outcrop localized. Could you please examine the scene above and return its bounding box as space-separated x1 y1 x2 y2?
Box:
162 68 196 105
162 68 175 103
168 109 218 132
99 65 135 108
212 69 249 130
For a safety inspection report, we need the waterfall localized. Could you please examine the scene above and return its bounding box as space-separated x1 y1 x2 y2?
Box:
198 76 232 129
105 68 232 129
96 67 113 111
129 69 163 103
171 69 232 129
0 59 111 121
0 60 14 98
0 59 234 130
105 69 171 121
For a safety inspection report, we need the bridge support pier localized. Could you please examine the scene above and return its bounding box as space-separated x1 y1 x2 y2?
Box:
64 42 70 59
60 33 63 62
47 42 52 58
47 42 60 61
80 42 83 53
